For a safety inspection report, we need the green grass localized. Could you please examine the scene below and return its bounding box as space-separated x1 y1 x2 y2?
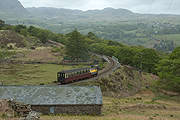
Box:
0 64 86 85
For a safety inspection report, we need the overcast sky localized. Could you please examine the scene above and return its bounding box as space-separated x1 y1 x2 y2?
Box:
19 0 180 14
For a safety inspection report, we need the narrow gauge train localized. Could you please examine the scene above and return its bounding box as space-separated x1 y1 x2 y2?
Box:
57 66 98 84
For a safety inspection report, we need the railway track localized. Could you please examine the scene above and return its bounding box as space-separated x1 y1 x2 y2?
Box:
45 41 121 85
68 56 121 85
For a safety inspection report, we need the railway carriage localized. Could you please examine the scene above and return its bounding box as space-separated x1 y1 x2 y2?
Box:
57 67 98 84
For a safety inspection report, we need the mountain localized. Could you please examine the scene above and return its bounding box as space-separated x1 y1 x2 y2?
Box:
1 0 180 48
26 7 135 22
0 0 28 18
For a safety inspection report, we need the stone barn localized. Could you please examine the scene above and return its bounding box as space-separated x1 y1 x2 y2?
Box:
0 86 102 115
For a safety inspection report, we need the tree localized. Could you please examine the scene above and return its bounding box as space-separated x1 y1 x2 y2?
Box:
87 32 97 40
0 20 5 28
170 47 180 60
138 48 160 73
66 30 89 60
14 25 27 33
27 26 51 43
156 47 180 92
115 47 137 66
90 43 107 55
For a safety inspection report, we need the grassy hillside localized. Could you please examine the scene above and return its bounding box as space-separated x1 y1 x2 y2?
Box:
0 30 41 48
0 63 85 85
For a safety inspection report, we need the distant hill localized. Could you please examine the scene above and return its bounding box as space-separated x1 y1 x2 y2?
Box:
26 7 135 22
0 0 28 18
1 0 180 48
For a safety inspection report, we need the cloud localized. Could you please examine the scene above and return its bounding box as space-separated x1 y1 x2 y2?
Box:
18 0 180 14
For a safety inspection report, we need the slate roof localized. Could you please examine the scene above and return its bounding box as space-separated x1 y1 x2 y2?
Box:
0 86 102 105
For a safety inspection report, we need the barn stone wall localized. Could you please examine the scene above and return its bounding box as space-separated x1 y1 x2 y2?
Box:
31 105 102 115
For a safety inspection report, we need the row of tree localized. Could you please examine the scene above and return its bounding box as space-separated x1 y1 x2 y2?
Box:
65 30 180 92
156 47 180 92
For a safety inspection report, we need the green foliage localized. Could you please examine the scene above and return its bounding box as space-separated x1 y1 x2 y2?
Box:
115 47 137 66
138 48 160 73
90 43 108 55
66 30 89 60
0 50 15 60
115 47 160 73
87 32 98 40
14 25 28 36
27 26 52 43
156 47 180 92
170 47 180 60
89 37 160 73
0 23 66 45
0 19 5 28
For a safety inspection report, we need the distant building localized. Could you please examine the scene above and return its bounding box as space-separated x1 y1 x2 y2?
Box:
0 86 102 115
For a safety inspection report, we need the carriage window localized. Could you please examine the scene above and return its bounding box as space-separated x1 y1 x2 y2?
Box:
65 74 68 78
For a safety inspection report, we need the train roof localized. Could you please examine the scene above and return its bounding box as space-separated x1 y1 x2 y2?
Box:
59 67 90 74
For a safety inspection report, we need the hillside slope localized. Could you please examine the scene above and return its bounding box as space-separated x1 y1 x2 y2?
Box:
0 0 27 18
74 65 158 97
0 30 40 48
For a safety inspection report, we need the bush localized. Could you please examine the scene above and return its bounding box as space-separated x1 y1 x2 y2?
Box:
0 50 16 60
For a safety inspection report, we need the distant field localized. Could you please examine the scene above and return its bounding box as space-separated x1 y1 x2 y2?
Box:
154 34 180 47
0 64 85 85
122 33 180 48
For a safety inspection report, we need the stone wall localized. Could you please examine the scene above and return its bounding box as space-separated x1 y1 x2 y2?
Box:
31 104 102 115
